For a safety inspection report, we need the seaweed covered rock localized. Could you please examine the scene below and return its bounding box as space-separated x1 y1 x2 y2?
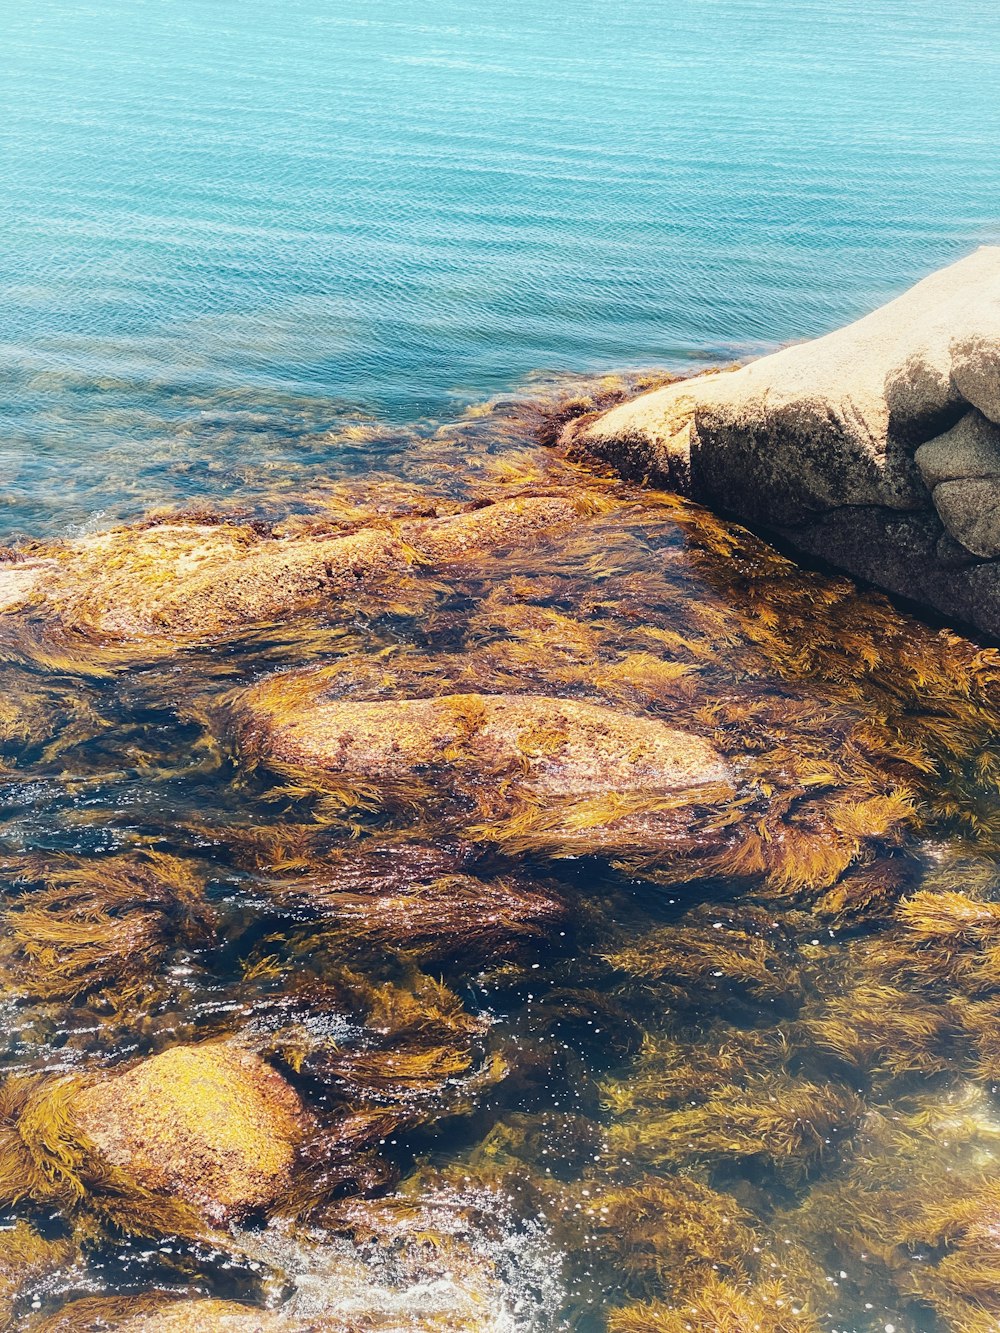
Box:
35 1298 291 1331
231 679 735 856
71 1043 310 1224
568 247 1000 636
0 495 581 655
266 842 567 964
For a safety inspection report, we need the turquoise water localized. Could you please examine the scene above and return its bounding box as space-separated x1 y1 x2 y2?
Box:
2 0 1000 536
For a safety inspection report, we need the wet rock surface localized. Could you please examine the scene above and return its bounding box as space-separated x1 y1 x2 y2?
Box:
0 495 582 658
36 1299 293 1331
232 683 735 856
568 247 1000 637
72 1044 310 1225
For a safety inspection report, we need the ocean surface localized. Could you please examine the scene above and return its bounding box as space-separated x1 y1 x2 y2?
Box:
2 0 1000 537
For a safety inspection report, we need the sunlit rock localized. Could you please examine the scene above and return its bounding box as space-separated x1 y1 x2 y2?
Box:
72 1043 310 1224
952 330 1000 424
231 679 735 856
36 1298 291 1331
0 495 581 652
234 1186 564 1331
568 246 1000 635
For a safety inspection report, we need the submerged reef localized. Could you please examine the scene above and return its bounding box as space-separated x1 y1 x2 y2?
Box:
0 495 584 665
3 378 1000 1329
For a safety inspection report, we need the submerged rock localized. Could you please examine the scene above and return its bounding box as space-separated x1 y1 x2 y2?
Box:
0 495 581 654
231 679 735 855
72 1043 310 1224
35 1298 291 1331
270 843 567 964
568 246 1000 636
39 1297 490 1332
238 1186 562 1332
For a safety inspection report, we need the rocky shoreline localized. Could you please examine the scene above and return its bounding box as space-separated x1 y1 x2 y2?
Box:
5 327 1000 1329
565 247 1000 639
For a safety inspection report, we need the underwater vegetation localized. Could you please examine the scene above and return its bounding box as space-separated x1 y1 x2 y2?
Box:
2 379 1000 1327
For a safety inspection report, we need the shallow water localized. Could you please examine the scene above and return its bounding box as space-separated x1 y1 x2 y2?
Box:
2 386 1000 1331
5 1 1000 1328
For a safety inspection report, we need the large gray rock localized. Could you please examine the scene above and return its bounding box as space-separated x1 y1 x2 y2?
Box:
914 410 1000 489
912 411 1000 559
567 247 1000 636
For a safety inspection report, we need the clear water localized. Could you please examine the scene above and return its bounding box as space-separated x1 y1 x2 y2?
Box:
2 0 1000 535
4 4 1000 1332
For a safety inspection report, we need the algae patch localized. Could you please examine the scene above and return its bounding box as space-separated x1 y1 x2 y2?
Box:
0 384 999 1329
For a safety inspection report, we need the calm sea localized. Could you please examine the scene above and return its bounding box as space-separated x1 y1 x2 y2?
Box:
2 0 999 535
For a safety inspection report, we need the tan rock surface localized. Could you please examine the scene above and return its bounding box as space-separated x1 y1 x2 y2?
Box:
0 496 580 647
38 1294 489 1331
574 248 1000 525
73 1043 309 1224
952 331 1000 424
232 679 735 856
236 683 731 795
41 1299 292 1331
569 247 1000 634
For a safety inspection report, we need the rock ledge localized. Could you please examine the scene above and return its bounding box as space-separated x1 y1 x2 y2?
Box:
567 247 1000 637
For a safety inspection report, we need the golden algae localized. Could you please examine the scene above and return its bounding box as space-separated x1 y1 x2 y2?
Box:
69 1044 311 1226
607 1274 821 1333
575 1177 761 1301
800 979 957 1080
871 889 1000 995
605 1072 863 1180
0 1221 78 1327
812 855 918 924
5 380 1000 1327
782 1101 1000 1332
0 851 214 1008
603 906 806 1014
268 969 493 1118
